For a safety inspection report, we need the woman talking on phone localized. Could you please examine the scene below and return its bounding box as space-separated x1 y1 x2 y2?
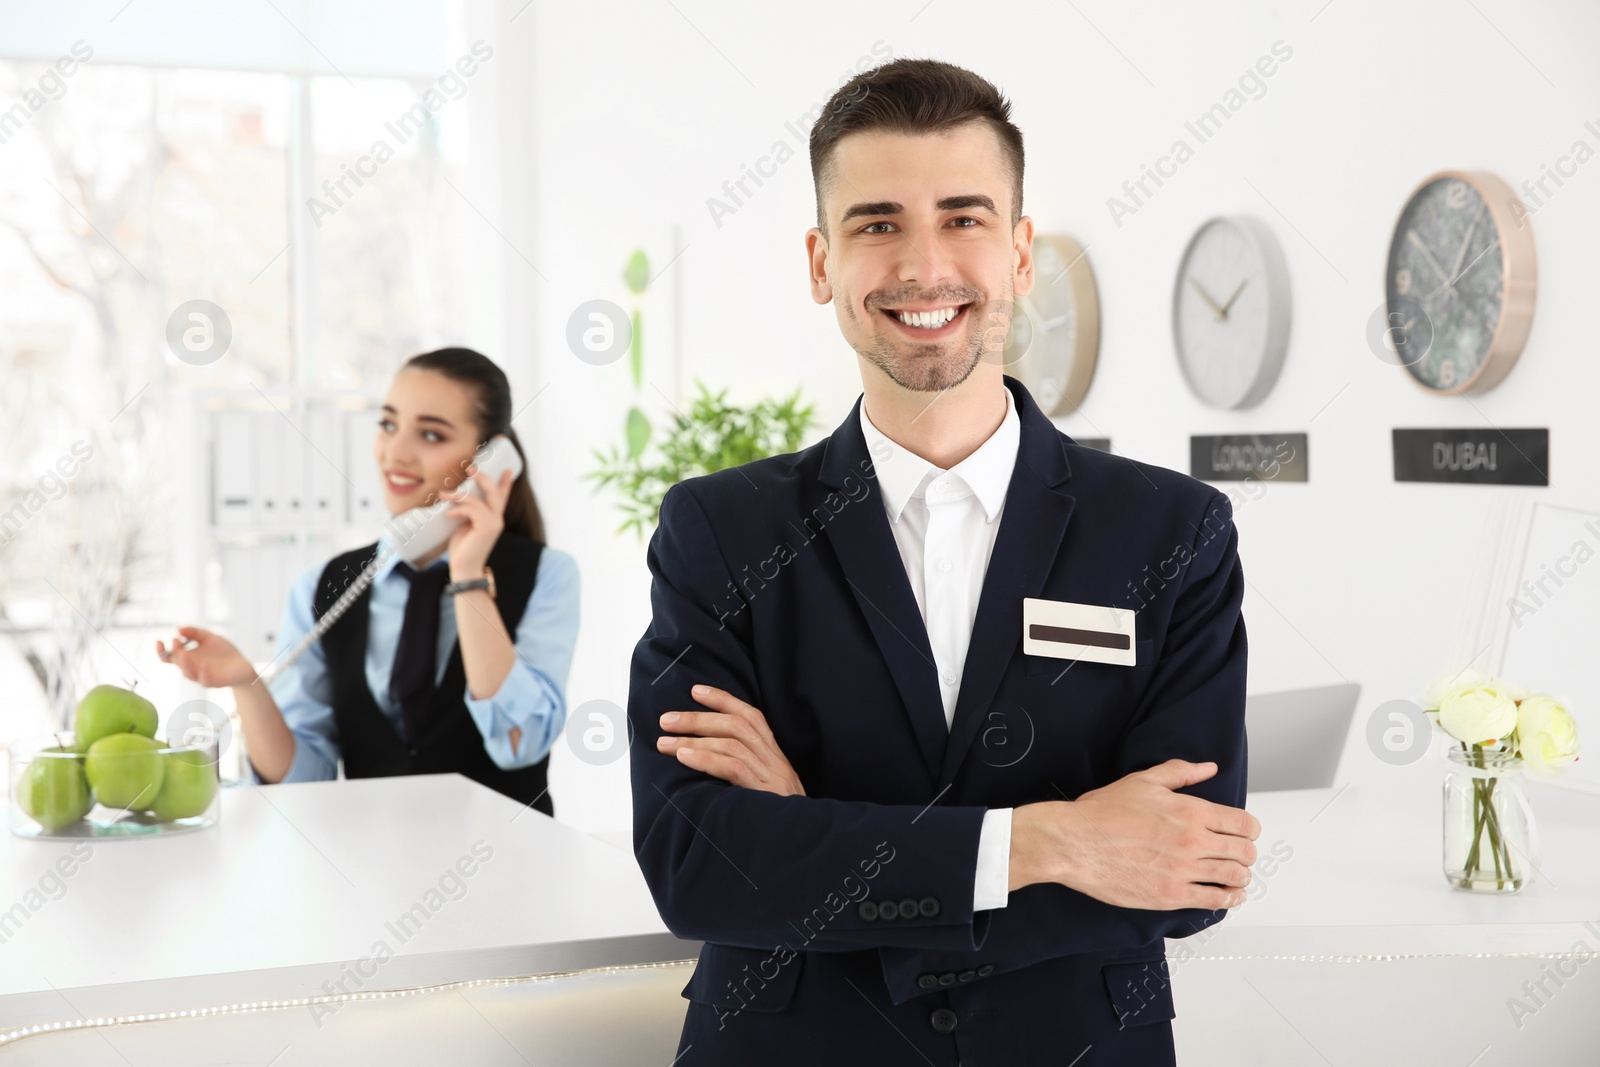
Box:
157 348 577 816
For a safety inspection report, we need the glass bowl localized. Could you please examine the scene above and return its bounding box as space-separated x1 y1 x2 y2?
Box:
8 731 221 839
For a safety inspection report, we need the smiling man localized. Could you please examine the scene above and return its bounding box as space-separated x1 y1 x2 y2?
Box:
629 58 1257 1066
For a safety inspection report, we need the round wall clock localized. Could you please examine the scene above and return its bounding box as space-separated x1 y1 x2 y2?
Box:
1171 215 1292 409
1384 170 1536 395
1003 233 1099 416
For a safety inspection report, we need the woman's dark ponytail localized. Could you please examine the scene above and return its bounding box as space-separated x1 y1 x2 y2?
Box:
401 347 546 544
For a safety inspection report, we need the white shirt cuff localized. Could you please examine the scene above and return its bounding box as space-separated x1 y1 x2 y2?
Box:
972 807 1013 911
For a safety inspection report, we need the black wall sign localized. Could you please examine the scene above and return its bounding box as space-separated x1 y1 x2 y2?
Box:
1190 433 1308 482
1392 428 1548 486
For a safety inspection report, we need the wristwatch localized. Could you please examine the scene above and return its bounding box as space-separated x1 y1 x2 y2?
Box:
445 566 495 601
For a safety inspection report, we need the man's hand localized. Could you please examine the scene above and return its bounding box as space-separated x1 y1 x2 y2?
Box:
1010 759 1259 911
656 684 806 797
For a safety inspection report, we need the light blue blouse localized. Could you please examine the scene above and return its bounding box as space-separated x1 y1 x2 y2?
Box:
250 533 580 783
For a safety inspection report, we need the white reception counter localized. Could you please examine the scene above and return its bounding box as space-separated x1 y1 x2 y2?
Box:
0 773 696 1059
1170 758 1600 1065
2 759 1596 1064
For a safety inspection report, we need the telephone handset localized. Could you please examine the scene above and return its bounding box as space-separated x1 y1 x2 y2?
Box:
254 434 523 688
383 433 523 564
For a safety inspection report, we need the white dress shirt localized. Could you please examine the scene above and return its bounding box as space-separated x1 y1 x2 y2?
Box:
858 386 1018 912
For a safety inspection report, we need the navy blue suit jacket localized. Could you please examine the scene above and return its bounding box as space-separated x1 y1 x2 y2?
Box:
629 375 1248 1066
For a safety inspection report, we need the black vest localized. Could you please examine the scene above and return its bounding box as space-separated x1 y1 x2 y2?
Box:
313 531 554 816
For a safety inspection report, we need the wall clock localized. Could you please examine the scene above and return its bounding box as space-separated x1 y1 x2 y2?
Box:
1003 233 1099 416
1384 170 1536 395
1172 215 1292 409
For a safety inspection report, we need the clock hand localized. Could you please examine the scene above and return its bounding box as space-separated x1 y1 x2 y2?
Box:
1406 230 1454 289
1426 237 1501 301
1442 205 1484 294
1218 278 1249 318
1187 277 1225 321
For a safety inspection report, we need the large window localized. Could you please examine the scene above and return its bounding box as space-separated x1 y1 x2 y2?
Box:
0 60 471 389
0 45 481 744
308 74 472 389
0 64 291 387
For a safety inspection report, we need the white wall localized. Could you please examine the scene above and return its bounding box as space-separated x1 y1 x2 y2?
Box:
516 0 1600 832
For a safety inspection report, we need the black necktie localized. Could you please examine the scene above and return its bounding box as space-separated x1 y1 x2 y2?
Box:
389 560 452 742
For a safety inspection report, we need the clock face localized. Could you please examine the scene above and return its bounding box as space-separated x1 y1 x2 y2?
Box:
1172 216 1291 409
1385 176 1508 392
1003 234 1099 416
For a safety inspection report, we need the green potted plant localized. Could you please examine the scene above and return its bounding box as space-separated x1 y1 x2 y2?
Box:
588 380 815 538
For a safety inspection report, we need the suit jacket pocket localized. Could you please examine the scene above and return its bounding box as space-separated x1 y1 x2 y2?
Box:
1101 956 1174 1029
682 942 806 1015
1025 638 1154 677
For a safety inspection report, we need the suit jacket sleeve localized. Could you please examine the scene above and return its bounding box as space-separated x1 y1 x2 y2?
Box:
630 481 997 954
877 490 1249 1002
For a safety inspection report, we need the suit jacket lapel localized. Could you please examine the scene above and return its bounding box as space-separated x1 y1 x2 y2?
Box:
818 396 947 786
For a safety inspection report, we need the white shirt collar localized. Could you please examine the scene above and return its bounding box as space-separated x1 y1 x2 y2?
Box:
859 385 1019 526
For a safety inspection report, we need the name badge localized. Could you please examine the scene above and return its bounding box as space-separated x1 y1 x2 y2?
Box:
1022 597 1137 667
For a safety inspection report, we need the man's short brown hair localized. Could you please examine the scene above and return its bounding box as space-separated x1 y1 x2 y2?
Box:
809 58 1025 236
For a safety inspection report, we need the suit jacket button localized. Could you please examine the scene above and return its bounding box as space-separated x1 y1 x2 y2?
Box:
958 970 977 983
977 964 995 977
938 972 956 987
858 900 878 922
917 973 938 990
930 1008 958 1034
898 899 919 920
919 896 940 918
876 899 895 921
408 748 417 757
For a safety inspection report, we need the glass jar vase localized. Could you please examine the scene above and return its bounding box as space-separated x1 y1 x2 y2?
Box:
1442 746 1539 893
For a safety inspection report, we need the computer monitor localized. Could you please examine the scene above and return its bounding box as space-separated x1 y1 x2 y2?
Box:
1244 682 1361 792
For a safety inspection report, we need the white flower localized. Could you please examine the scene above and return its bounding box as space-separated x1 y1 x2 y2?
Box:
1516 694 1581 776
1424 667 1481 709
1437 680 1519 745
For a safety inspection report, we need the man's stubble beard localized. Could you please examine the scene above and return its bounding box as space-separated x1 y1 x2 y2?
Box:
845 281 1015 394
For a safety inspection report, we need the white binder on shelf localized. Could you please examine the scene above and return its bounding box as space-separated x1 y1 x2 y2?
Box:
254 411 306 525
211 413 255 527
305 403 345 526
200 391 383 673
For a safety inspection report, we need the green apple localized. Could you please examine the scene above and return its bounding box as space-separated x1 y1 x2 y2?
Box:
84 733 166 810
150 749 218 821
16 747 93 830
73 684 159 753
